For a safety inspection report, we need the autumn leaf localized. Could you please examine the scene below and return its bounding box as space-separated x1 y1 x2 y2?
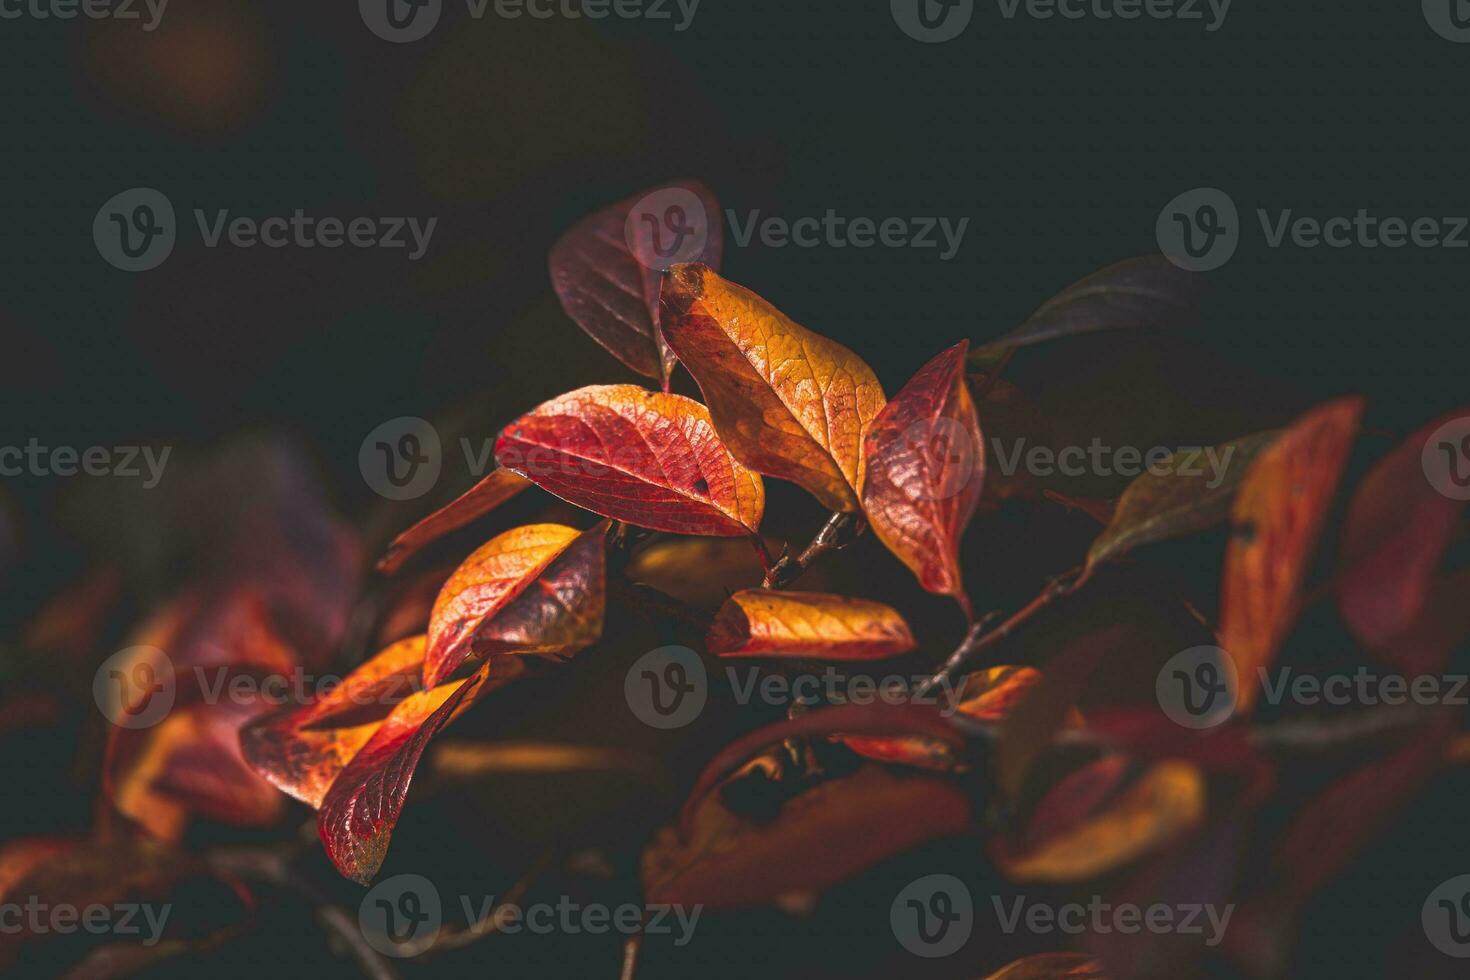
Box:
705 589 916 661
1220 398 1363 712
376 468 531 575
423 523 587 688
969 256 1203 369
843 665 1044 771
645 765 972 909
1085 430 1277 569
494 385 764 536
623 535 768 607
549 180 723 385
660 264 886 512
240 634 431 808
679 702 965 831
992 758 1205 882
862 341 984 613
466 520 607 660
318 657 529 884
983 954 1112 979
1334 408 1469 654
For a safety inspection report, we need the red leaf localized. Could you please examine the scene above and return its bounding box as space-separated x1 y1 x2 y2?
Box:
549 180 723 385
495 384 765 536
1220 397 1362 712
861 341 984 614
1335 407 1469 658
317 658 529 884
376 468 531 575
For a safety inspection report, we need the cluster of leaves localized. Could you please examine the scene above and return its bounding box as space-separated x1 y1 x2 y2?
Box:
4 183 1468 979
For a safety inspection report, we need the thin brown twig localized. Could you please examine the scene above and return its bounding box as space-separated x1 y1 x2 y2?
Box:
763 511 867 590
423 848 556 956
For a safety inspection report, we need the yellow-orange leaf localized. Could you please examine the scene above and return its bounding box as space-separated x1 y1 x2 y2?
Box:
1220 397 1362 712
706 589 916 661
424 524 582 687
992 759 1205 882
660 264 886 512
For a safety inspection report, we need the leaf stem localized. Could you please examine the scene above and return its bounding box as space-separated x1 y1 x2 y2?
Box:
762 511 866 590
916 565 1090 697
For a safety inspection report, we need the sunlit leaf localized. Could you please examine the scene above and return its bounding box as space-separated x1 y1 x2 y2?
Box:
1085 430 1277 569
317 658 528 884
660 264 886 512
992 759 1205 882
466 520 607 660
424 523 581 687
1220 398 1362 712
240 635 430 808
549 180 723 384
495 384 764 536
970 256 1203 368
645 765 972 909
983 954 1111 979
862 341 984 614
1335 408 1469 655
706 589 916 661
377 468 532 575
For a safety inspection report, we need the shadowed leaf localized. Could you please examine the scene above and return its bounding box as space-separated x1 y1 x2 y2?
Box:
1220 398 1362 712
1335 408 1469 656
862 341 984 614
467 520 607 659
645 765 972 909
970 256 1203 368
660 264 886 511
983 954 1111 979
992 758 1205 882
377 468 531 575
706 589 916 661
495 384 764 536
549 180 722 384
1086 430 1278 569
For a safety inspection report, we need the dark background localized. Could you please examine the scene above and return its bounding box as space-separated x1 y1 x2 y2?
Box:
1 4 1468 977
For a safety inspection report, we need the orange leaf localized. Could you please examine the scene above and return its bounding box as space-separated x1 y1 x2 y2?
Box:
495 384 764 536
862 341 984 610
423 523 582 687
240 635 431 808
376 468 531 575
706 589 916 661
549 180 723 385
467 519 607 659
660 264 886 511
1220 397 1362 712
992 759 1205 882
